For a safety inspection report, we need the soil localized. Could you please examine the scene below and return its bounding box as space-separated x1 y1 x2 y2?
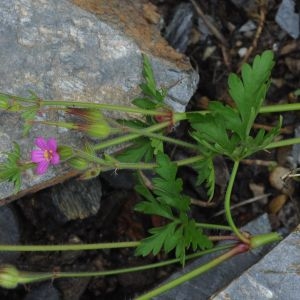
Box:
1 0 300 299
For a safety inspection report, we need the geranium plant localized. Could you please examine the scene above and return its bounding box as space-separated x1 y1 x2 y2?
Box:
0 50 300 298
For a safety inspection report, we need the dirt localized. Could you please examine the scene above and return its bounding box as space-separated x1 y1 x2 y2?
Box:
1 0 300 299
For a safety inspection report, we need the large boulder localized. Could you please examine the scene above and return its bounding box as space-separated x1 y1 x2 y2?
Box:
0 0 198 202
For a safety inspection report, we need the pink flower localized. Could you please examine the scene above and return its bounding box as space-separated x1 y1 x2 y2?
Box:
31 137 60 175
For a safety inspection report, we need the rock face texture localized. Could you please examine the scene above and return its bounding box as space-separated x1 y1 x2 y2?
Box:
213 225 300 300
0 0 198 202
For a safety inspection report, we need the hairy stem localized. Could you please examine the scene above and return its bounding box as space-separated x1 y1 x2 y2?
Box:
1 92 169 116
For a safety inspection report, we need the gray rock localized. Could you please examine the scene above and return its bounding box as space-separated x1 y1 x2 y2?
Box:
154 214 275 300
275 0 300 39
0 0 198 202
24 283 61 300
100 170 135 190
213 224 300 300
164 3 194 53
239 20 257 33
0 205 20 264
55 277 90 300
51 177 102 222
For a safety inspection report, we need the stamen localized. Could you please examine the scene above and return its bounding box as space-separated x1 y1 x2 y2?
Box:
43 150 53 161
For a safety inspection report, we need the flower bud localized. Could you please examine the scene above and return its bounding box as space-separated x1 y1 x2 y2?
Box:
0 100 8 110
67 108 105 122
0 265 20 289
154 109 174 125
57 145 73 160
67 157 89 170
0 95 10 110
77 122 110 138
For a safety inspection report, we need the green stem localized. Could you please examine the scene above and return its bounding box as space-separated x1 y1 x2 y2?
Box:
0 93 38 104
9 244 234 288
20 162 36 172
56 244 234 278
101 161 156 171
224 161 250 244
73 149 108 165
136 243 249 300
4 91 300 116
93 121 169 151
173 112 189 122
187 103 300 116
175 155 204 167
125 126 198 150
41 99 163 116
0 241 140 252
259 103 300 114
185 103 300 118
196 223 233 231
2 92 170 116
266 137 300 149
65 151 204 173
99 155 205 172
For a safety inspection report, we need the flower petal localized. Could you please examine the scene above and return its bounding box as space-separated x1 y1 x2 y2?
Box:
35 161 49 175
50 152 60 165
47 138 57 151
31 150 46 163
35 137 48 150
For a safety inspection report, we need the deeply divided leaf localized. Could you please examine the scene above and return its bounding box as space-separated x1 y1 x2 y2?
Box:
193 157 216 201
135 152 211 264
117 138 155 163
190 50 280 161
228 50 275 138
132 54 166 109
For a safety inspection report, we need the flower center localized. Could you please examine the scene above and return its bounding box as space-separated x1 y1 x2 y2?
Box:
43 150 53 161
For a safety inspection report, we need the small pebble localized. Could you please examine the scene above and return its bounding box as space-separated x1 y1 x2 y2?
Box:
238 47 248 57
268 194 288 214
269 166 294 194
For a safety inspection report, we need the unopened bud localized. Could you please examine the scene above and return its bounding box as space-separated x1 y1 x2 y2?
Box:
154 109 174 126
67 108 105 122
0 100 8 110
77 122 110 138
0 265 20 289
67 157 89 170
57 146 73 160
0 95 10 110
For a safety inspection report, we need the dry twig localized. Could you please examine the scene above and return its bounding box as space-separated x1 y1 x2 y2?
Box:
190 198 217 207
212 193 271 217
237 0 268 72
190 0 231 69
